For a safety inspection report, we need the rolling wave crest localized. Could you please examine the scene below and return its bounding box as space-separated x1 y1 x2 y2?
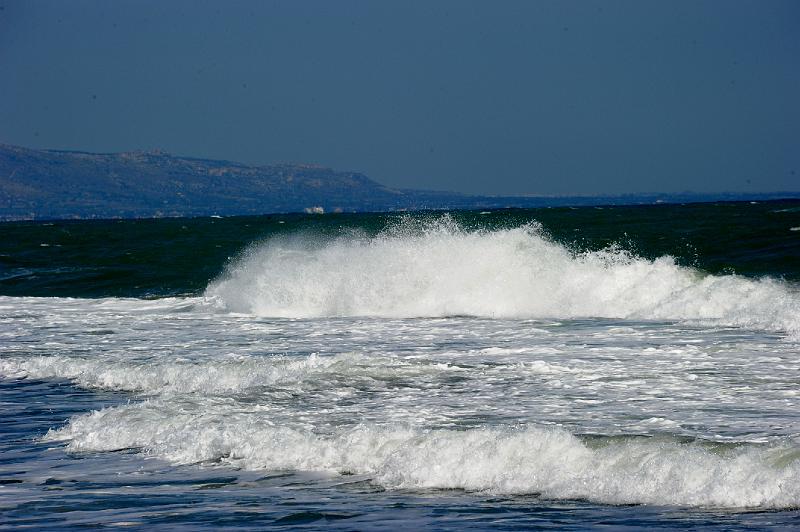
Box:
206 217 800 333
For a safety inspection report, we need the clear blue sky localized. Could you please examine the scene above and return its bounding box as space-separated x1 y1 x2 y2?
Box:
1 0 798 195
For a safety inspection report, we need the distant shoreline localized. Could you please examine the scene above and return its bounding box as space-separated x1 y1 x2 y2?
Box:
2 143 798 222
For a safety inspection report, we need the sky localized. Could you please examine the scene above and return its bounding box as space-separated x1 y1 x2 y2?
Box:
0 0 798 196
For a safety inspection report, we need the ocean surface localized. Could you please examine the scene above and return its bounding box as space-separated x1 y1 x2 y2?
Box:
1 201 799 530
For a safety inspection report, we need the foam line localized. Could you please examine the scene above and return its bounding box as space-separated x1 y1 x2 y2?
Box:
46 411 800 509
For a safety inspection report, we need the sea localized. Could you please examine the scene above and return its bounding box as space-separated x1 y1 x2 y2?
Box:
1 201 799 530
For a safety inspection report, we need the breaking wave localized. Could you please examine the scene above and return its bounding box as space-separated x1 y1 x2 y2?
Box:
46 408 800 509
206 216 800 334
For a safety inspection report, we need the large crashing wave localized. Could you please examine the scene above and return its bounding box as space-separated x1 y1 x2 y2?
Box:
206 216 800 333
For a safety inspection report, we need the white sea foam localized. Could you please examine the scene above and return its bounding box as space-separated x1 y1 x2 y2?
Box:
0 352 371 394
0 351 478 397
3 243 799 511
46 408 800 509
205 217 800 335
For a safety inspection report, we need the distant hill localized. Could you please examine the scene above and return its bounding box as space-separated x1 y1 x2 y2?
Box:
1 144 797 220
0 144 413 220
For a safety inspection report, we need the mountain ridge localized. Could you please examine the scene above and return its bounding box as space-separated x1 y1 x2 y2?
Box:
1 143 797 221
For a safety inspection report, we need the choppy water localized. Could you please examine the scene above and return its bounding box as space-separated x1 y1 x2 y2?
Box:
1 202 799 529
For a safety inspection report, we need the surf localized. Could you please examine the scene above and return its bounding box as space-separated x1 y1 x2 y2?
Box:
205 216 800 335
45 410 800 509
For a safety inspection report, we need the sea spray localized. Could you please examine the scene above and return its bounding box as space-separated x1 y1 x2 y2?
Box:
206 216 800 335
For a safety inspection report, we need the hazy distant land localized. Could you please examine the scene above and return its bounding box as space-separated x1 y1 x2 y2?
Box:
1 144 796 221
